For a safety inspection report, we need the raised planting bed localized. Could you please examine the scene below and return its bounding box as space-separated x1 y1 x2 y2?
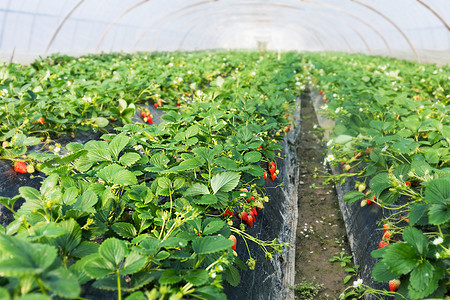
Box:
0 51 304 300
304 52 449 299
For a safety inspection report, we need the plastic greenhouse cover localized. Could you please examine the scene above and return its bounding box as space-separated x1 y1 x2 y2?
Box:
0 0 449 64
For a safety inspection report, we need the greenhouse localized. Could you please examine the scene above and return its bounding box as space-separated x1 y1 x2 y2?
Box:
0 1 449 300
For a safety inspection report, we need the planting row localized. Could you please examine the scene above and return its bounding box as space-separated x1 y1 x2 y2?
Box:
0 51 304 299
303 52 449 299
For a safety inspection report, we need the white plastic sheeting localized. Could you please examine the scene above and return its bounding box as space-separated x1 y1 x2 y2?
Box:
0 0 449 64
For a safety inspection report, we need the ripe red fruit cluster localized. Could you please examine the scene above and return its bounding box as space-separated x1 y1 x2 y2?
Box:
37 117 45 124
404 181 411 186
239 210 256 227
378 241 389 249
268 162 277 180
154 99 163 108
223 209 234 217
14 161 27 173
141 112 153 124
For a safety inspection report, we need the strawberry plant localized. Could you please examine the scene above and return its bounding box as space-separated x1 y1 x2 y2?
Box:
305 52 449 299
0 50 302 299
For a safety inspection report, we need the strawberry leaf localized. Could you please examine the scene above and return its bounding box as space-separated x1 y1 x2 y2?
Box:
211 171 240 194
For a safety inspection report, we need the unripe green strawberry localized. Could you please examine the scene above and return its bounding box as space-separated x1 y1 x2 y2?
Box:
358 184 366 192
26 164 35 173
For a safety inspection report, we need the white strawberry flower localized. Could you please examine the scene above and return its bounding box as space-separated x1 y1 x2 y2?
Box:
353 279 363 287
432 237 443 245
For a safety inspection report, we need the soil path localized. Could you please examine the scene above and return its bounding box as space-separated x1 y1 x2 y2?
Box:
294 95 353 299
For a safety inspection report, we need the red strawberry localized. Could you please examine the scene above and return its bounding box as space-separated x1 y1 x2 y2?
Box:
154 103 159 108
147 117 153 124
271 173 277 181
251 206 258 216
365 197 372 205
141 112 147 117
14 161 27 173
378 241 389 249
246 214 254 227
229 235 237 251
247 196 254 203
258 145 263 150
263 171 267 180
383 231 391 241
239 211 248 222
268 162 276 176
285 125 291 132
388 279 400 292
404 181 411 186
383 224 390 233
37 117 45 124
365 147 373 154
319 90 323 94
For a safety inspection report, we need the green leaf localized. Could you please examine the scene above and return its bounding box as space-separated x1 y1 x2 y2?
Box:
41 267 81 298
192 194 218 205
195 285 226 300
383 242 418 275
121 107 135 124
243 151 262 163
108 134 130 161
85 141 111 162
424 178 450 204
73 190 98 211
149 153 170 169
40 174 59 198
193 147 216 166
84 257 115 278
159 269 182 284
224 265 241 287
202 219 225 235
125 291 147 300
211 171 240 194
96 164 138 186
185 125 199 138
343 190 365 204
121 251 147 275
23 136 41 146
372 261 398 282
428 203 450 225
125 270 163 292
111 222 137 239
53 218 81 254
409 260 434 293
184 183 210 197
99 238 128 268
236 126 253 143
71 241 99 258
369 173 390 196
424 148 439 164
94 117 109 128
119 152 141 166
409 204 427 226
19 186 41 202
215 157 237 170
17 294 51 300
402 227 428 256
192 235 234 255
62 186 78 205
184 269 209 286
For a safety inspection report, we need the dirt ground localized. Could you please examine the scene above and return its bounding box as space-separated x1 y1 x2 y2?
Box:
294 96 354 299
